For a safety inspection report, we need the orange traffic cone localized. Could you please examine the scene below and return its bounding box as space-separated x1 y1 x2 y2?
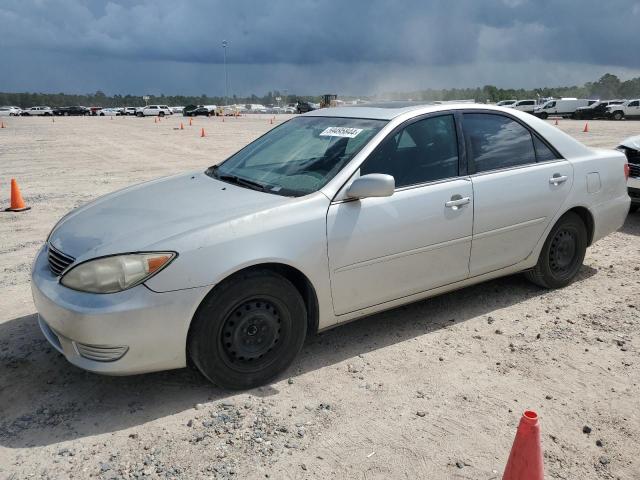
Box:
200 127 206 137
502 411 543 480
583 122 589 133
154 117 157 124
52 117 55 123
1 121 5 128
270 117 273 125
554 118 558 126
5 179 31 212
180 122 184 130
189 118 192 126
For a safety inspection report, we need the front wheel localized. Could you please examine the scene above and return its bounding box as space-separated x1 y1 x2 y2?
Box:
188 269 307 390
159 112 165 117
613 111 624 121
539 112 548 120
524 211 587 289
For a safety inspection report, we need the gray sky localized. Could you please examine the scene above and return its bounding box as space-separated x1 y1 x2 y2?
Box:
1 0 639 96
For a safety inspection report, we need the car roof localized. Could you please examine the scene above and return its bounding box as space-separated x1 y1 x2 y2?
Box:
303 102 523 120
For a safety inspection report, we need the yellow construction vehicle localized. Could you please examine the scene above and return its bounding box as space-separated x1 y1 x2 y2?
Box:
320 94 338 108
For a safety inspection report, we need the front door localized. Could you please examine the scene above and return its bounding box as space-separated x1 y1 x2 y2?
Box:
327 113 474 315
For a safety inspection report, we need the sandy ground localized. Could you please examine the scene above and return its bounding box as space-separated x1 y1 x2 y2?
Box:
0 114 639 480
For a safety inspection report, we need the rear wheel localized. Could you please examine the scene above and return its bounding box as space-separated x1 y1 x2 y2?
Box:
159 111 165 117
540 112 548 120
613 111 624 121
188 269 307 390
525 212 587 289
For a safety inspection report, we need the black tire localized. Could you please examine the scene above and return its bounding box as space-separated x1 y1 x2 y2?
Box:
159 111 165 117
613 111 624 121
540 112 548 120
525 211 587 289
188 269 307 390
136 112 143 117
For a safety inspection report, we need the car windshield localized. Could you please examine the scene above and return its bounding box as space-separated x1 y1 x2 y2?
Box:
207 116 387 196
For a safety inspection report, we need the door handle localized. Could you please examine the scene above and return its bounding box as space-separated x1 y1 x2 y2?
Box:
549 174 568 185
445 196 471 209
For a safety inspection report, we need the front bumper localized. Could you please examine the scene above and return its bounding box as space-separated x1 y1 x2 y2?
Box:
31 245 211 375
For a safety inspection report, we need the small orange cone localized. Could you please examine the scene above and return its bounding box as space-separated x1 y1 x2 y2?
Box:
5 179 31 212
270 117 273 125
200 127 206 137
52 117 55 123
189 117 193 126
502 411 543 480
180 122 184 130
554 118 558 126
154 117 157 124
1 121 5 128
583 122 589 133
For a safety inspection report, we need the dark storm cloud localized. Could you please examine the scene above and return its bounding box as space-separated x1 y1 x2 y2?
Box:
1 0 639 94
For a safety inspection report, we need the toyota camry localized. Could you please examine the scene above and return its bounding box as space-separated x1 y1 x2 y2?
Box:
32 103 631 389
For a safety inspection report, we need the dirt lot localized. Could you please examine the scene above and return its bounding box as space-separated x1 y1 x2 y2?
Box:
0 115 639 480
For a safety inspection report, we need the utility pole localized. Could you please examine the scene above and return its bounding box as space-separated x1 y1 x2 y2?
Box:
222 40 229 107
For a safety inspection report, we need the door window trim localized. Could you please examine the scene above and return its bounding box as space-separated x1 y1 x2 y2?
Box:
459 109 564 176
331 110 469 203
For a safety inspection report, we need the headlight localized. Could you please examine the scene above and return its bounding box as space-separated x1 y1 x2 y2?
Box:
60 252 176 293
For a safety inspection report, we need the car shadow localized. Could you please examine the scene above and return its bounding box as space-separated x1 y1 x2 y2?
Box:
619 210 639 236
0 267 598 448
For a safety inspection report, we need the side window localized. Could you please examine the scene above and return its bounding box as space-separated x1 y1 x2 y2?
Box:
463 113 536 173
533 136 559 162
629 101 639 107
360 115 459 188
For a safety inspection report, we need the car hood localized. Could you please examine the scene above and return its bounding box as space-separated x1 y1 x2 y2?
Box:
620 135 640 151
48 172 294 260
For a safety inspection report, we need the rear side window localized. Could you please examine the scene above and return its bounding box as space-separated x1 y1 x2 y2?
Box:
360 114 459 187
463 113 536 173
533 136 559 162
629 101 639 107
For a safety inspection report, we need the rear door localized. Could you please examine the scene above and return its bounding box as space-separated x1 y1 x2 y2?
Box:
462 111 573 276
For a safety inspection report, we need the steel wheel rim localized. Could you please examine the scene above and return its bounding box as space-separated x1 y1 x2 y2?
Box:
549 227 578 275
219 297 285 371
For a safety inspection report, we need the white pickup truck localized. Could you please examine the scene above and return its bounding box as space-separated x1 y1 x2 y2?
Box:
136 105 173 117
606 99 640 120
22 106 54 116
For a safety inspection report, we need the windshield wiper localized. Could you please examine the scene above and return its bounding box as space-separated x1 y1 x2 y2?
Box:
208 166 268 192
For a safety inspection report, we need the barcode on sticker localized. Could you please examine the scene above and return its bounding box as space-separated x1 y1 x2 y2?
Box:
319 127 363 138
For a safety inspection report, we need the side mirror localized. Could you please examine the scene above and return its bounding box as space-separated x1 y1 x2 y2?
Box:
346 174 395 199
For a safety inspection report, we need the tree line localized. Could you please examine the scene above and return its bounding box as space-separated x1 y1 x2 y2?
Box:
383 74 640 103
1 74 639 109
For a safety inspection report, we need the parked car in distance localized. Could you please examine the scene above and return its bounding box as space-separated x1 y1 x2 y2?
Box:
53 106 90 116
183 105 213 117
136 105 172 117
32 103 630 389
606 99 640 120
573 100 625 120
496 100 517 107
171 106 184 114
122 107 138 116
508 99 537 113
616 135 640 212
22 106 54 116
98 108 121 116
0 106 22 116
296 100 315 114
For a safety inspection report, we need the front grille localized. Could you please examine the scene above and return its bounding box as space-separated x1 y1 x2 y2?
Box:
48 244 75 276
629 163 640 178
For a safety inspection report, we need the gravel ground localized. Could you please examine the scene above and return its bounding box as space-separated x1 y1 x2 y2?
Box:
0 115 639 479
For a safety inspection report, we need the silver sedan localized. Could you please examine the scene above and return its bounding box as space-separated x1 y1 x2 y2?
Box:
32 103 631 389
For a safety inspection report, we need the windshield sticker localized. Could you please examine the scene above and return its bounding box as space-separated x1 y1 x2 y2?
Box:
319 127 363 138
